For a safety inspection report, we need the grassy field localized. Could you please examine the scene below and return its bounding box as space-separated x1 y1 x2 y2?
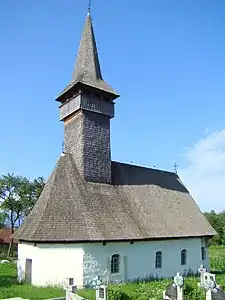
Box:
0 263 64 299
0 246 224 300
209 245 225 272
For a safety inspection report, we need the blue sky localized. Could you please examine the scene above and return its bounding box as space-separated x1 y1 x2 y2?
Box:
1 0 225 212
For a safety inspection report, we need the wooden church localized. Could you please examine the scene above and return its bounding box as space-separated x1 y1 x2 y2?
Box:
13 10 216 287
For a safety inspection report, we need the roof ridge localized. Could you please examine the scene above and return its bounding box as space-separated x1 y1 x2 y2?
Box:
112 160 177 176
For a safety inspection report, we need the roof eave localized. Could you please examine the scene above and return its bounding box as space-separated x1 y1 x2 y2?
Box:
55 81 120 103
17 233 216 244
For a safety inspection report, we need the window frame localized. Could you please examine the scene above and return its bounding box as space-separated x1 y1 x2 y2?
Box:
111 254 120 274
155 251 162 269
181 249 187 265
201 246 206 260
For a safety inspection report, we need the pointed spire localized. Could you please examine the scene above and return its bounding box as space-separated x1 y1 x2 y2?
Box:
56 12 119 101
72 13 103 83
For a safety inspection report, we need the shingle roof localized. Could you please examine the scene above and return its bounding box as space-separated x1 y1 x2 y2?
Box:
56 14 119 101
13 153 216 242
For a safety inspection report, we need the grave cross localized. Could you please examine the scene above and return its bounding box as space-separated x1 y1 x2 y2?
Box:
174 272 183 300
102 269 110 285
174 272 184 287
92 275 102 290
198 269 217 300
198 264 206 287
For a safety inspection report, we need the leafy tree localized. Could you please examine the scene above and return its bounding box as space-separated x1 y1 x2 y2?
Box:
0 173 45 256
204 210 225 245
0 211 7 228
18 176 45 223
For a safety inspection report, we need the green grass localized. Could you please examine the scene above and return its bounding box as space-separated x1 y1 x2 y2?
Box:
0 246 225 300
0 262 64 300
209 245 225 272
209 245 225 257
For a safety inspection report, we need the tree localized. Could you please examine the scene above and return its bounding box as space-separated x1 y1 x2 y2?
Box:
0 211 7 228
0 173 45 256
18 176 45 223
204 210 225 245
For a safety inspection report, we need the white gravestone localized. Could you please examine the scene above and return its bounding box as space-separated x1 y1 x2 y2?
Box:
102 269 111 285
174 273 184 300
198 267 217 300
63 278 77 300
198 265 206 288
92 275 108 300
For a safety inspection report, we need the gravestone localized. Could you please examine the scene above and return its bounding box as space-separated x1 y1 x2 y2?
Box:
197 266 225 300
102 269 111 285
63 277 77 300
198 265 206 288
163 272 183 300
92 274 108 300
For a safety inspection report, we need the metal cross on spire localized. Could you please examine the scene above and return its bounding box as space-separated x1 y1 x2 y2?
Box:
173 162 178 174
88 0 92 15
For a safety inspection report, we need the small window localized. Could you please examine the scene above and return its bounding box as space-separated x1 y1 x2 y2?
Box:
155 251 162 269
181 249 187 265
201 246 206 260
111 254 120 274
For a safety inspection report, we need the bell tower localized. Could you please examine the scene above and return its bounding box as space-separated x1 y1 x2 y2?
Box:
55 13 119 184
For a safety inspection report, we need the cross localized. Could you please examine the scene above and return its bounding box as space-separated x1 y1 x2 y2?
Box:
198 265 206 287
173 272 184 300
174 272 183 287
102 269 110 285
198 265 206 273
173 162 178 174
88 0 92 14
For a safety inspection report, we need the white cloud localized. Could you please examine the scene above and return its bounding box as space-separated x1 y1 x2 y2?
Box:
179 129 225 213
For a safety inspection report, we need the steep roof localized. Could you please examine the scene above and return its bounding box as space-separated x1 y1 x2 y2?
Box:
13 153 216 242
56 14 119 101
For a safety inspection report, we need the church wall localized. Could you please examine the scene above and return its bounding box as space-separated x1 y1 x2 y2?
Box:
17 237 209 287
82 237 209 285
17 242 84 287
17 242 39 283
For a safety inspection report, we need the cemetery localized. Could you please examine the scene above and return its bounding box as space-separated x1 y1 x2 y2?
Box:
0 257 225 300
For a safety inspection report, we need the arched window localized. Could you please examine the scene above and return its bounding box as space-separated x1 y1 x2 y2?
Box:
155 251 162 269
201 247 206 260
181 249 187 265
111 254 120 274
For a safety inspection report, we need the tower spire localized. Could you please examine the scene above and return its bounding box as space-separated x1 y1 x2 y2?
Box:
72 14 103 82
55 10 120 184
56 10 119 102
